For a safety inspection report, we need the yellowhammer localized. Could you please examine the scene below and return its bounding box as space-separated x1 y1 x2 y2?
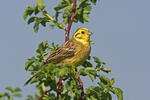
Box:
24 28 92 85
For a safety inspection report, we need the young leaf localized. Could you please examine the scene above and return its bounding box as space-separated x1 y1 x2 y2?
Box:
0 92 11 99
12 93 22 97
37 0 45 10
56 67 70 77
110 87 123 100
34 21 39 32
34 6 40 15
101 67 112 73
93 56 102 67
26 95 34 100
28 17 36 24
101 92 112 100
83 14 90 22
99 75 111 85
23 6 34 20
25 57 36 70
82 60 93 67
14 88 22 92
90 0 97 5
5 86 14 93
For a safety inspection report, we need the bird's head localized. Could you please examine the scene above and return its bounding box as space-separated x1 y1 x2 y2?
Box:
73 28 92 44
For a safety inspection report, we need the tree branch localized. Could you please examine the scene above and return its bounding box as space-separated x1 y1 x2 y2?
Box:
57 0 77 99
65 0 77 42
77 77 85 100
57 77 63 99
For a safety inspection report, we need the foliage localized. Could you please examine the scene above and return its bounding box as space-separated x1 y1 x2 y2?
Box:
0 86 22 100
23 0 98 32
23 41 123 100
0 0 123 100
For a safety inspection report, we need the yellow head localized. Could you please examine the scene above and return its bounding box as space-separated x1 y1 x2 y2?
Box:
73 28 92 44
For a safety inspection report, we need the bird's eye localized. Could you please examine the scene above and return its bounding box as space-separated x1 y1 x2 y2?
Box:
81 31 85 34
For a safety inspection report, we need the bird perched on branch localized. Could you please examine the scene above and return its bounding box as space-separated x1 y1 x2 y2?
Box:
24 28 92 85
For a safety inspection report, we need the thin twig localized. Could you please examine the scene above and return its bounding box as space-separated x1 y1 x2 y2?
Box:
38 88 52 100
42 10 66 30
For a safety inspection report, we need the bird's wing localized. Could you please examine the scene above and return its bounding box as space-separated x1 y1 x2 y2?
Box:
45 39 77 64
24 39 77 85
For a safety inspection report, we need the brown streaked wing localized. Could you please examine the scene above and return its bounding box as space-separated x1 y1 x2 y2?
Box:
45 39 76 64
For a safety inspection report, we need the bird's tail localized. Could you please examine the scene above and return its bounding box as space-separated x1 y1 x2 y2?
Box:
24 69 42 86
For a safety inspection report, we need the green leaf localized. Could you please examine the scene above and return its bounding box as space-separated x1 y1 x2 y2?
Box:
101 67 112 73
88 73 95 81
79 67 96 76
36 40 48 53
23 6 34 20
49 24 56 29
110 87 123 100
54 0 73 11
14 88 22 92
56 67 70 77
79 68 89 76
12 93 22 97
82 60 93 67
27 17 36 24
90 40 95 44
39 17 48 27
40 21 46 27
98 82 105 88
34 6 40 15
25 57 36 70
101 92 112 100
35 92 41 99
85 86 102 99
85 67 97 72
83 14 90 22
79 67 96 81
63 17 69 24
99 75 111 85
0 92 11 99
37 0 45 10
55 11 62 21
93 56 102 67
74 1 92 23
54 0 73 24
90 0 97 5
26 95 34 100
80 0 97 5
109 78 115 86
5 86 14 93
34 21 39 32
65 80 73 90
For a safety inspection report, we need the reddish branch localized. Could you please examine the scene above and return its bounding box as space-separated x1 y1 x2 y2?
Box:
57 0 85 99
77 77 85 100
57 0 77 99
65 0 77 41
57 77 63 99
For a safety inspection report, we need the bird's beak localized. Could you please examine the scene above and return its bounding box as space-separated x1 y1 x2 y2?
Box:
88 31 93 35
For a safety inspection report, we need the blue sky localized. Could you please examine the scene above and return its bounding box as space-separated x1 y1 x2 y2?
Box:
0 0 150 100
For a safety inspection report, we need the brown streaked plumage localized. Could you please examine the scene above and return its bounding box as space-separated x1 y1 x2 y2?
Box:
24 28 92 85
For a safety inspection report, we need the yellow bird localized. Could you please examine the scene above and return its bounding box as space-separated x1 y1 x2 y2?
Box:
24 28 92 85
